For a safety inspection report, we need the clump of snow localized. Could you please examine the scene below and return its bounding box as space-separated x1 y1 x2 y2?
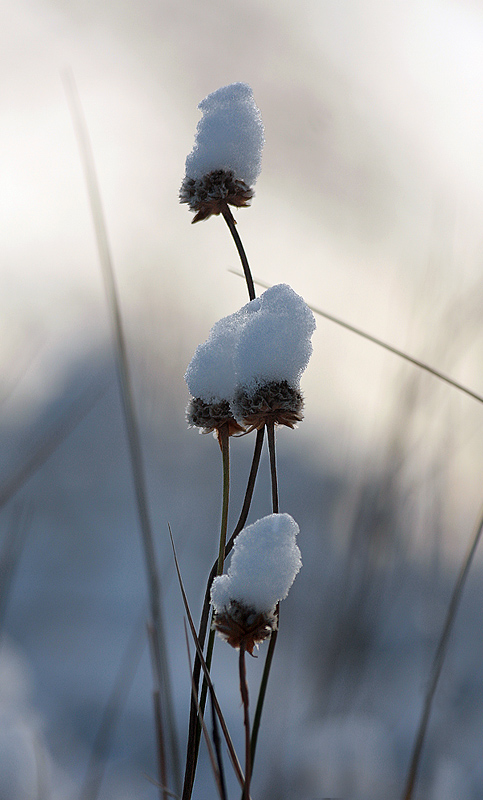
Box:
210 513 302 615
234 284 316 391
184 306 248 403
185 284 315 405
184 83 264 187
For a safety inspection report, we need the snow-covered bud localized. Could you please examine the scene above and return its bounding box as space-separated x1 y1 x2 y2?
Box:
180 83 264 223
231 284 316 431
211 513 302 654
185 308 247 437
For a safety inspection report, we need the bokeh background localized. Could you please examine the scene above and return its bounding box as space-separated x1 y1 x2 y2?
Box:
2 1 483 798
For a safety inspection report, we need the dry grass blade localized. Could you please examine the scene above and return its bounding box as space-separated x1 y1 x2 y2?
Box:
229 271 483 406
63 70 180 796
167 525 246 791
79 616 146 800
402 506 483 800
0 381 108 511
183 622 227 800
0 503 33 637
210 688 228 800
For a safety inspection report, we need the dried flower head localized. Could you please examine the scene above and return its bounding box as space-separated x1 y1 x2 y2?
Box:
232 379 304 432
180 83 264 223
186 396 245 438
179 169 254 223
212 600 277 656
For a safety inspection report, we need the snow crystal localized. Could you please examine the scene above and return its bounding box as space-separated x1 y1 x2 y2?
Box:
234 284 316 390
184 83 264 187
210 513 302 614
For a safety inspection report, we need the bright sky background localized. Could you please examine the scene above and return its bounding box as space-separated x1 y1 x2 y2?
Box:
3 0 483 550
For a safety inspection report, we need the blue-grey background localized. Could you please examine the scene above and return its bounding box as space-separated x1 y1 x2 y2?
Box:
2 1 483 798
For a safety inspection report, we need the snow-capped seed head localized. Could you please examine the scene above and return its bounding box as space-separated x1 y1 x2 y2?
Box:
180 82 264 222
211 513 302 651
186 397 245 438
234 284 316 392
231 379 304 432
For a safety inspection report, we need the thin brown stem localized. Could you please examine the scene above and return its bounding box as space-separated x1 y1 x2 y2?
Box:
221 205 255 301
266 420 279 514
182 428 264 799
239 644 251 800
402 505 483 800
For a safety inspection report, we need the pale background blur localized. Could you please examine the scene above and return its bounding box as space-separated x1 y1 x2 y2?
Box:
2 1 483 798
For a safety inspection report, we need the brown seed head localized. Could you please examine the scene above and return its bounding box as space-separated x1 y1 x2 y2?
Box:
232 380 304 432
187 397 245 438
179 169 254 222
212 600 277 656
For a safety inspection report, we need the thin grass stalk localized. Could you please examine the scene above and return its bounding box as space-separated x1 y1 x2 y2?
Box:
185 425 230 796
210 689 228 800
239 644 251 800
249 420 279 773
63 72 179 795
0 381 108 512
230 271 483 407
80 616 146 800
183 622 226 799
168 525 246 789
221 205 255 301
182 428 264 799
0 503 33 638
401 505 483 800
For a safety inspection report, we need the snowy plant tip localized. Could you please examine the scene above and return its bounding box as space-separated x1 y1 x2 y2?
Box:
179 82 264 222
185 284 316 433
211 513 302 653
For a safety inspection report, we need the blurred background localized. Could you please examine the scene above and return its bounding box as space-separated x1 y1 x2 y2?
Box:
2 0 483 797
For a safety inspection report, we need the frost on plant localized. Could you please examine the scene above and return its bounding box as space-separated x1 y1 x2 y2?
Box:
211 513 302 655
179 82 265 222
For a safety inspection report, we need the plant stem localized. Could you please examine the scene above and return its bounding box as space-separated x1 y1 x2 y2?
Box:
182 428 264 800
239 644 251 800
401 504 483 800
249 420 279 773
221 204 255 301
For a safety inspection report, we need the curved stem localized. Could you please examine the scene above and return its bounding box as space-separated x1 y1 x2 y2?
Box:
402 505 483 800
221 204 255 301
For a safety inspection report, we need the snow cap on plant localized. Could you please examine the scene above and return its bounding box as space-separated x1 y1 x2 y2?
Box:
231 284 316 431
211 513 302 655
185 306 248 437
180 83 264 222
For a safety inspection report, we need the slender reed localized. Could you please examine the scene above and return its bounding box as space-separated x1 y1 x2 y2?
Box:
182 429 264 800
402 504 483 800
63 72 179 796
239 644 251 800
230 272 483 407
80 615 146 800
249 420 280 770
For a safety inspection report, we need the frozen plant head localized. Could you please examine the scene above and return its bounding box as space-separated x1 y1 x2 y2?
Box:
211 513 302 654
179 83 265 222
185 306 249 437
231 284 316 430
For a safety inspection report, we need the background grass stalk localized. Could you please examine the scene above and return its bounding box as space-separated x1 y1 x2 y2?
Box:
402 504 483 800
63 71 180 796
